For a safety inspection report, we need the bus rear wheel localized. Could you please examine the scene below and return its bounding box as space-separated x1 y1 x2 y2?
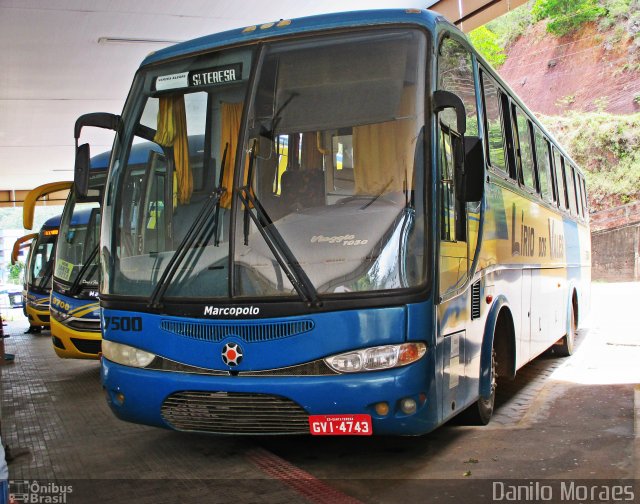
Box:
556 302 577 357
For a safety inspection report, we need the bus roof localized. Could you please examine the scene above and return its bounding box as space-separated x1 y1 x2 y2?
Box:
69 207 95 226
90 149 111 170
42 214 62 230
142 9 440 67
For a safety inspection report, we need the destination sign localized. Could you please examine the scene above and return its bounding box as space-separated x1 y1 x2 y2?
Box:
154 63 242 91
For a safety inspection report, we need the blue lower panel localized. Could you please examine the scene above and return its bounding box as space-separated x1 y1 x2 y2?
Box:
102 355 438 436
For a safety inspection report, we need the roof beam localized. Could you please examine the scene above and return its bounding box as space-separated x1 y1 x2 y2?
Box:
428 0 528 32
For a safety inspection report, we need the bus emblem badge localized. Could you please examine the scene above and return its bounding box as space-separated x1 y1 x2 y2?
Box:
222 343 243 366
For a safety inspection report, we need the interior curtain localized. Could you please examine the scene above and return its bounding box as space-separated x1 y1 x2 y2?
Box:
154 96 192 205
352 86 417 195
301 132 323 170
220 102 245 209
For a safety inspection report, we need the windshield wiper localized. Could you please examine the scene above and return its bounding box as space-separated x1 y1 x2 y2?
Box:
36 265 54 292
237 141 320 307
147 146 229 310
213 143 229 246
68 245 99 295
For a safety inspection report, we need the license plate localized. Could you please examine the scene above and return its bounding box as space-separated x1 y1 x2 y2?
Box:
309 414 372 436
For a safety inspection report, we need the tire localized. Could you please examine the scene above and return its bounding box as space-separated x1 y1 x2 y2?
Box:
555 302 576 357
464 347 497 425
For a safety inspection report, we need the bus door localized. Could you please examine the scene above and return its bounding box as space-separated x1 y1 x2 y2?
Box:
435 36 483 419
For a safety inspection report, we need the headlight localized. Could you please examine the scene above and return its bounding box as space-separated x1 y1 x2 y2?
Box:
102 340 156 368
50 307 70 322
324 342 427 373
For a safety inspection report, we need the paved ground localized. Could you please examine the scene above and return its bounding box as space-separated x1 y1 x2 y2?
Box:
0 282 638 503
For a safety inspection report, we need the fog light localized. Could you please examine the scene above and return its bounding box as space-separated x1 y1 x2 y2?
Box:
374 402 390 416
115 392 125 405
400 397 417 415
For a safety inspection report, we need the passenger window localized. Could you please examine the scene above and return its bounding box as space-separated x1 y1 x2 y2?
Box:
581 177 589 216
564 162 578 216
331 133 355 194
573 168 584 218
481 72 506 172
437 36 481 297
533 128 554 203
438 38 479 136
513 107 536 191
552 149 567 210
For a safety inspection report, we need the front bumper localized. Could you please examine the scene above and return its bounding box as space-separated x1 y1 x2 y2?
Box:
50 318 101 359
101 354 438 436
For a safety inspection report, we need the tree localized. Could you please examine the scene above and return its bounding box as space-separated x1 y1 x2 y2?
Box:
7 261 24 284
469 26 507 68
532 0 606 36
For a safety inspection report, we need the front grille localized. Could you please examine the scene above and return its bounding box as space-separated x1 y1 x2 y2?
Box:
39 314 50 323
70 338 102 355
160 320 314 343
161 391 310 435
66 319 101 332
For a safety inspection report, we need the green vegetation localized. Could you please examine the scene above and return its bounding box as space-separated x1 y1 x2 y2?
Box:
484 0 640 48
469 26 507 68
532 0 606 36
486 2 534 48
540 112 640 210
6 261 24 284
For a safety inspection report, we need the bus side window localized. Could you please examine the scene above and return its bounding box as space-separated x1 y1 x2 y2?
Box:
552 148 567 210
574 169 582 218
512 106 537 191
581 176 589 217
437 37 479 136
564 160 578 216
480 70 507 173
533 127 554 204
501 96 518 181
437 35 480 297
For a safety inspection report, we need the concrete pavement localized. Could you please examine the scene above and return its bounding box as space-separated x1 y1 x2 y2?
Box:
0 282 638 503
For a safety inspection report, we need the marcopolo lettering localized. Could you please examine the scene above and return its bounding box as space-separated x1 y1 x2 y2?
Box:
204 306 260 316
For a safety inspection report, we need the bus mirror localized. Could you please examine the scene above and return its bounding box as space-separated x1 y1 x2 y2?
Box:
74 112 119 140
433 90 466 136
463 136 484 202
75 143 91 199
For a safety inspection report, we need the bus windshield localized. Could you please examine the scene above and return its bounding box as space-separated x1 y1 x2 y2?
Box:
105 29 427 301
28 229 57 292
54 173 105 290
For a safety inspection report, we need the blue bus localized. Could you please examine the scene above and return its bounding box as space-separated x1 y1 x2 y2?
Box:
75 8 590 435
51 144 163 358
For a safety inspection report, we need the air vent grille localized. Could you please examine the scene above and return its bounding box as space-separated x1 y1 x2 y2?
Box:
160 319 314 343
471 280 481 320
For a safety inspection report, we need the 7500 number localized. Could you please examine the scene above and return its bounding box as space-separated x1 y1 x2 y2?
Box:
104 316 142 332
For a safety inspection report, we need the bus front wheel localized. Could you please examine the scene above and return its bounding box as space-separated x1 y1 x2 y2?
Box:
465 347 497 425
